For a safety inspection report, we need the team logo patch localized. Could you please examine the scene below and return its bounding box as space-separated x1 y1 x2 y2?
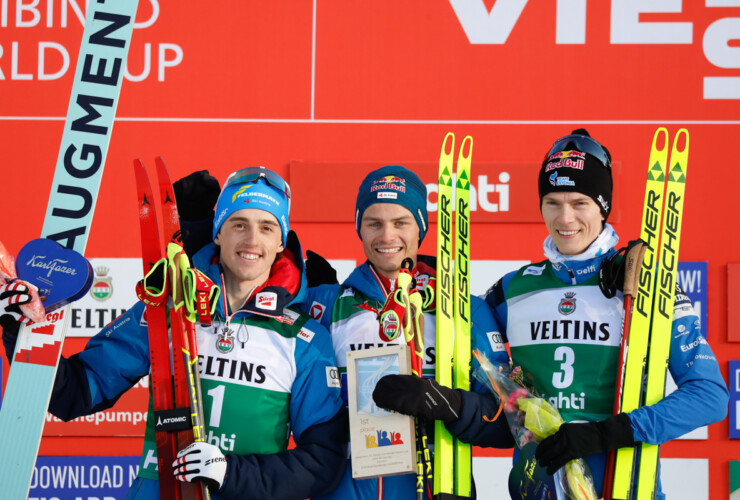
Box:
416 274 429 289
370 175 406 194
326 366 341 388
231 184 252 202
377 192 398 199
216 332 235 353
381 312 400 341
523 264 546 276
597 195 609 213
549 172 575 187
90 266 113 302
558 292 577 315
256 291 277 310
545 151 586 172
309 301 326 320
545 158 584 171
273 315 295 325
297 327 315 343
487 331 506 352
548 150 585 162
275 308 299 325
273 308 299 325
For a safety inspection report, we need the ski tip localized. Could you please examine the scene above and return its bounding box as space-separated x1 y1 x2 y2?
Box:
672 129 689 156
459 135 473 161
441 132 455 158
652 128 669 153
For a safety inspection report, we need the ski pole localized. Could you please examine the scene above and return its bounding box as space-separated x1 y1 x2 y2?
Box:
399 258 434 500
603 241 646 500
168 244 210 500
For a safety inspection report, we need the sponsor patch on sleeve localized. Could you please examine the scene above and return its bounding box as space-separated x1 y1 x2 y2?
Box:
326 366 341 388
487 331 506 352
523 264 546 276
309 301 325 321
297 327 315 343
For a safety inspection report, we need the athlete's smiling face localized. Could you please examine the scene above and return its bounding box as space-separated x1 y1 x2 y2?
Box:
215 208 284 288
541 192 604 255
360 203 420 279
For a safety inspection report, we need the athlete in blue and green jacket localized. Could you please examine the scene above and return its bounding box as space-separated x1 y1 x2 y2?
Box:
484 130 728 499
302 165 513 500
3 167 347 500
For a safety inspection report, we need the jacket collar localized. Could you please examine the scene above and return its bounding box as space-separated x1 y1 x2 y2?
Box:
193 230 307 320
343 256 436 302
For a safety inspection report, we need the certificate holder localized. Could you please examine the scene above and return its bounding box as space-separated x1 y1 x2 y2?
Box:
346 344 417 479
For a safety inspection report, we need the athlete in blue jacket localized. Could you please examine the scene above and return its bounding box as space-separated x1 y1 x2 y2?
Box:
161 165 514 499
483 130 728 499
302 165 513 500
3 167 347 500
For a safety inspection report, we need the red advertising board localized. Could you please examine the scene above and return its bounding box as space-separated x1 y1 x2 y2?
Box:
1 2 739 497
290 160 621 224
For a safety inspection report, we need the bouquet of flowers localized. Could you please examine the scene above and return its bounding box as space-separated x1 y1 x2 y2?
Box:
472 350 597 500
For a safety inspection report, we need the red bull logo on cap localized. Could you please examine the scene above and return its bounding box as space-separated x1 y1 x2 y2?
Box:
548 150 586 161
370 175 406 194
546 150 585 172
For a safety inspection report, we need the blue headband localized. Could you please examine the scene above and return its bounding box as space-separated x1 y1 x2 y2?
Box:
213 167 290 246
355 165 429 242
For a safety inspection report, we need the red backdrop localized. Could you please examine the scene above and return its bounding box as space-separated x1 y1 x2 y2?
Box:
2 1 739 497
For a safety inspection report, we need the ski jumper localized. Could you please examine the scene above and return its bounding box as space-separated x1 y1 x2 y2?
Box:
303 258 512 500
484 227 728 499
4 233 347 500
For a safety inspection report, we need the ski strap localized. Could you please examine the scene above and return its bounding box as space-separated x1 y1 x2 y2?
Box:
136 258 169 306
421 276 436 312
184 268 220 325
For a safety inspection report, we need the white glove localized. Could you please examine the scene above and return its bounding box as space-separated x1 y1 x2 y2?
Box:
173 441 228 491
0 281 35 327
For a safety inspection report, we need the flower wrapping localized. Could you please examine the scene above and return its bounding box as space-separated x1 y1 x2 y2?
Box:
472 350 597 500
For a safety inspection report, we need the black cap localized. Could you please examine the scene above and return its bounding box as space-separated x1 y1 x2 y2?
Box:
538 128 613 220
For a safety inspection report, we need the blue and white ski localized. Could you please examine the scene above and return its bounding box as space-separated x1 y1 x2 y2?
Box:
0 2 139 498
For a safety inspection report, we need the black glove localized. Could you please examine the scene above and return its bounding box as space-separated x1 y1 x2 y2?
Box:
598 239 644 298
535 413 635 475
173 170 221 221
305 250 338 287
372 374 462 423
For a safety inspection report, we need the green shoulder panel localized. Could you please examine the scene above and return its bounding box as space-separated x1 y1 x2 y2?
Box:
506 260 600 300
331 286 384 324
